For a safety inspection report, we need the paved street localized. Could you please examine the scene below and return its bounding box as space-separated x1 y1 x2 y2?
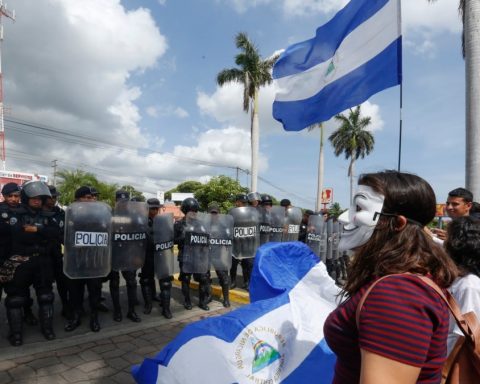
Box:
0 280 246 384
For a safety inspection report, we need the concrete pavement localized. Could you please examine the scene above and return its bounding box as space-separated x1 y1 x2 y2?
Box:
0 279 247 383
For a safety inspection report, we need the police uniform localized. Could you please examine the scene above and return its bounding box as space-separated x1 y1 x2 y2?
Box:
140 198 173 319
64 186 104 333
208 203 230 307
175 197 210 311
4 181 58 346
107 190 141 323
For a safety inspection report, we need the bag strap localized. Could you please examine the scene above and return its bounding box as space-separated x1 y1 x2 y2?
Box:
413 275 475 340
355 274 404 329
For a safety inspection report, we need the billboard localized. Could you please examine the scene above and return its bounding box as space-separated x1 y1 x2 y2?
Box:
0 170 49 201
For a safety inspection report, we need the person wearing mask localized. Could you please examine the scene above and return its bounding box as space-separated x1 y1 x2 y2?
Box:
324 171 457 383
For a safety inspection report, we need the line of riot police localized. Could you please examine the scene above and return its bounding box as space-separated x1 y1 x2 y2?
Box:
0 180 346 347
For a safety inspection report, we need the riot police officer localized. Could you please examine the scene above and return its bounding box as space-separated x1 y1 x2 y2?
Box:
299 209 313 243
0 183 21 301
4 181 58 346
175 197 211 311
108 190 141 323
229 194 248 289
247 192 261 208
43 185 70 318
140 198 173 318
208 202 231 307
64 186 103 332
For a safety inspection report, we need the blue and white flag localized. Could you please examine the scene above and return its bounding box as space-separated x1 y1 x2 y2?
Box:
132 242 340 384
273 0 402 131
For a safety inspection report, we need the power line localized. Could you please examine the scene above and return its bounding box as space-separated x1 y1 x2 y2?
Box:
5 116 314 204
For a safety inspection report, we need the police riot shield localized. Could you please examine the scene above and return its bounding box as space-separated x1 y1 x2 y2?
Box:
209 213 234 270
306 214 327 262
64 201 112 279
258 206 272 245
282 207 302 242
326 219 334 261
153 213 175 280
269 206 286 242
332 221 341 262
230 206 260 259
182 211 211 274
111 201 148 271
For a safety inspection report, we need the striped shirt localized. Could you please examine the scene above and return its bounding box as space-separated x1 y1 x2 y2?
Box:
324 274 449 383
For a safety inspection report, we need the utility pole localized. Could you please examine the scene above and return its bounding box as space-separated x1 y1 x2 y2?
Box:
0 1 14 171
51 159 57 186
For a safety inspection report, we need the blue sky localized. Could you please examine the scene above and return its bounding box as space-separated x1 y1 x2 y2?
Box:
2 0 464 209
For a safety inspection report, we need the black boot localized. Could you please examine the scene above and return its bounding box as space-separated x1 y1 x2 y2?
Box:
126 285 141 323
111 286 122 322
141 281 153 315
198 282 210 311
230 267 237 289
160 282 172 319
6 306 23 346
222 284 231 308
153 280 160 302
90 311 101 332
39 303 56 341
24 305 39 326
181 281 192 310
64 311 82 332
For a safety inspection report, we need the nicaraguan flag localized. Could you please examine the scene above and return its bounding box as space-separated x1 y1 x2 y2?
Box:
132 242 340 384
273 0 402 131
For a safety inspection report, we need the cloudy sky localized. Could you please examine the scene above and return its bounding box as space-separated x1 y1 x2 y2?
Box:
1 0 464 209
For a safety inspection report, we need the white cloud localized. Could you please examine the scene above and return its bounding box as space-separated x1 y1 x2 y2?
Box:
145 105 189 119
3 0 171 189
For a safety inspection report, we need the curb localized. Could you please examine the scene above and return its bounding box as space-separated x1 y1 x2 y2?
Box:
172 274 250 305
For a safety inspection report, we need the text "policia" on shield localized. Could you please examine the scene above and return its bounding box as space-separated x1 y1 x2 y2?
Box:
74 231 109 247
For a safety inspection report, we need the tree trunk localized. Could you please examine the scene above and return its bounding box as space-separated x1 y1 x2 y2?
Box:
349 158 355 205
316 124 325 212
251 89 260 192
465 0 480 200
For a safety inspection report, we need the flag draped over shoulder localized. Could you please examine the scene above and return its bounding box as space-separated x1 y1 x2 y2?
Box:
132 242 340 384
272 0 402 131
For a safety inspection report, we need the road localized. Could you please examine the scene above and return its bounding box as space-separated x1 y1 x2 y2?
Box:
0 279 247 384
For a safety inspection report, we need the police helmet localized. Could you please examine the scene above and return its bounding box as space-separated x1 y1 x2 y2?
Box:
21 181 51 204
235 194 248 203
181 197 199 214
260 194 273 205
247 192 261 203
147 198 161 208
48 185 60 198
115 190 130 201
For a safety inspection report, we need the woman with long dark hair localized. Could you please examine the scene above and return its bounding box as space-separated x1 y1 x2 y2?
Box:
444 216 480 354
324 170 458 383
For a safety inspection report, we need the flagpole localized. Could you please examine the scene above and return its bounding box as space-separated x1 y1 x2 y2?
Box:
397 83 403 171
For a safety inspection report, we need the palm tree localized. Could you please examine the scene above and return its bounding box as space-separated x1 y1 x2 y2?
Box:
329 106 374 204
308 123 325 212
217 32 279 192
428 0 480 199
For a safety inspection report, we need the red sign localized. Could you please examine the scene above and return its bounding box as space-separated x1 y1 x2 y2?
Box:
435 204 446 217
321 188 333 204
0 170 48 202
